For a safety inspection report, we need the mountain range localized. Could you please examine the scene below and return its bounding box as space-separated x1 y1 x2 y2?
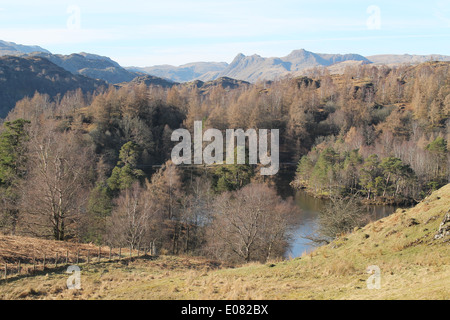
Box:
129 50 372 83
130 50 450 83
2 40 450 84
1 39 450 118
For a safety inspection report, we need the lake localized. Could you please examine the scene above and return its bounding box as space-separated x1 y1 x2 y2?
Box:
285 189 399 258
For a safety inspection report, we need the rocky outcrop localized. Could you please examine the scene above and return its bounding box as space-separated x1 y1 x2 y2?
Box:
435 210 450 240
0 40 50 56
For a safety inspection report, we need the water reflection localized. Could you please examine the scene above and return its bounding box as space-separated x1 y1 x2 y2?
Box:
286 190 399 258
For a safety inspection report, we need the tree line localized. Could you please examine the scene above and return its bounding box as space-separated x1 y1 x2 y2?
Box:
0 61 449 263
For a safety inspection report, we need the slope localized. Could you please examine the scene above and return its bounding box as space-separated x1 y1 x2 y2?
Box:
27 52 139 84
0 184 448 300
0 56 106 118
129 62 228 83
0 40 50 56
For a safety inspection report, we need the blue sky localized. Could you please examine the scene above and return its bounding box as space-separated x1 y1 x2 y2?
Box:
0 0 449 66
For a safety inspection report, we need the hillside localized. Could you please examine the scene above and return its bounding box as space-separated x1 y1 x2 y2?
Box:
1 184 448 300
0 40 140 84
368 54 450 66
128 62 228 83
27 52 139 84
0 56 106 118
182 77 250 94
0 40 50 56
117 74 177 89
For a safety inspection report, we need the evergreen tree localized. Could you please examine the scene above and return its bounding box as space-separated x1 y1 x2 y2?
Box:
360 154 381 200
311 147 338 193
107 142 145 192
0 119 30 234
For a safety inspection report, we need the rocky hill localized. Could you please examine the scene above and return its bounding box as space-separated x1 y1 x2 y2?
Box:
0 41 140 85
128 62 228 83
26 52 139 84
182 76 250 94
0 40 50 56
116 74 177 89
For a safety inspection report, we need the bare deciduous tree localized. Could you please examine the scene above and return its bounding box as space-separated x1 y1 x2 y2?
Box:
307 193 370 245
207 183 297 263
20 122 94 240
107 182 159 249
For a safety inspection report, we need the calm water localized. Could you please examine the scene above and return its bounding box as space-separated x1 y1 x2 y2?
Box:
285 190 399 258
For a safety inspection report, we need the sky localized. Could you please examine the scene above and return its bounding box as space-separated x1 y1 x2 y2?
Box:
0 0 449 67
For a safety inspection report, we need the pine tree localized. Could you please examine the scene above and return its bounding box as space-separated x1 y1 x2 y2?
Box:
107 142 145 192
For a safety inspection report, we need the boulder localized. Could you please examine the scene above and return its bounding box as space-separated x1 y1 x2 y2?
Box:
434 210 450 240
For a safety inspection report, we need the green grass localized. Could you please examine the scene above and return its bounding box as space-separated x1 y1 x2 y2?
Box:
1 185 449 300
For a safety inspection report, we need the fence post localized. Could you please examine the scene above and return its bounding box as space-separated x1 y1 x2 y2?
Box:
55 253 58 268
66 250 69 265
77 250 80 265
98 247 101 262
33 258 36 274
43 254 46 270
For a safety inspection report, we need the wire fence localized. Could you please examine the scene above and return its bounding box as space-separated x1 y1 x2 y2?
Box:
1 243 157 283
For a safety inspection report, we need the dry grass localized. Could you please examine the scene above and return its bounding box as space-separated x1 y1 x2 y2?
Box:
0 236 133 265
1 185 449 300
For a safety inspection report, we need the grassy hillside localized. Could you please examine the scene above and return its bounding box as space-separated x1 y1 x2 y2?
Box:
1 185 449 300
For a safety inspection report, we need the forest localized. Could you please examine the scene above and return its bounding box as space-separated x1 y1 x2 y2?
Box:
0 61 449 264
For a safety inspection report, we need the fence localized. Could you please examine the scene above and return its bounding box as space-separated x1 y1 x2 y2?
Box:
1 243 158 282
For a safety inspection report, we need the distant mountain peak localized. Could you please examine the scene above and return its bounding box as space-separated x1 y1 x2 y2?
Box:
230 53 246 65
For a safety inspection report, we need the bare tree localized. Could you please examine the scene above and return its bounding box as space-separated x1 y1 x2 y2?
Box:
307 193 370 245
150 160 183 254
207 183 297 263
178 177 214 254
20 122 94 240
107 182 159 249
